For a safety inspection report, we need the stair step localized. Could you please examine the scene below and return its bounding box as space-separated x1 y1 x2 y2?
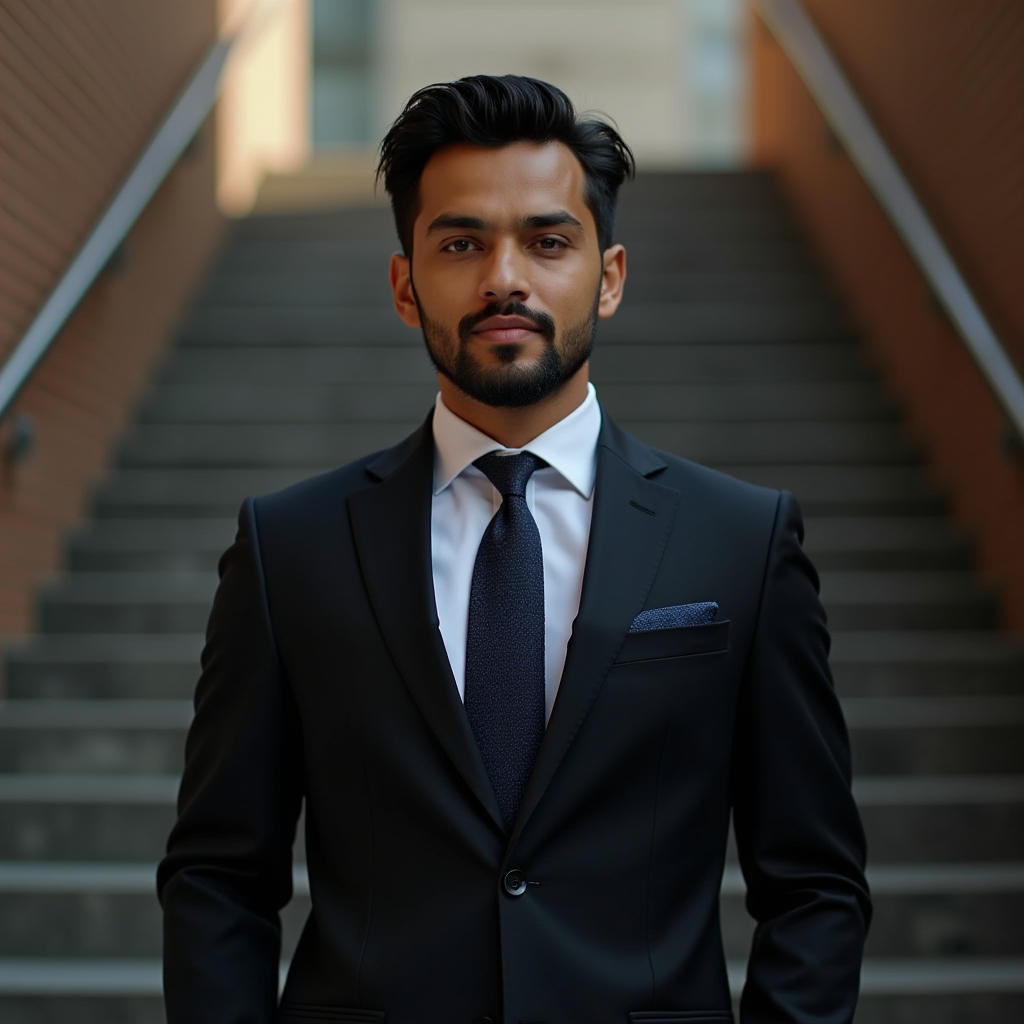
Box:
93 468 323 519
0 776 180 803
3 635 202 700
616 170 780 206
204 268 828 305
2 694 1021 771
2 860 1022 962
722 464 945 516
0 775 178 861
803 516 970 570
117 421 918 470
161 342 867 389
0 899 309 962
233 204 397 240
196 272 397 306
842 697 1024 729
593 339 872 382
830 631 1024 665
88 466 947 520
721 891 1024 960
0 957 1021 1000
164 346 437 390
138 381 893 425
67 519 236 573
854 776 1024 861
0 861 308 892
0 959 163 995
179 302 851 346
7 630 1019 702
616 206 797 236
179 305 416 346
38 575 217 634
620 239 820 274
63 513 969 575
0 702 192 774
0 772 1019 862
1 697 1021 776
33 570 997 635
854 776 1024 806
845 697 1024 774
141 382 440 424
819 571 996 631
599 301 853 344
4 860 1021 896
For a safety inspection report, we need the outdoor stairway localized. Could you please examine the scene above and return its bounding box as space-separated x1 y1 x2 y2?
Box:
2 171 1023 1023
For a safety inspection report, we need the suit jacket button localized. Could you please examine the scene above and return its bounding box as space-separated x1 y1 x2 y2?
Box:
503 869 527 896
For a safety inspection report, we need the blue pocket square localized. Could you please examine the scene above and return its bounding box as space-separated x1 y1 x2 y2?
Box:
629 601 718 633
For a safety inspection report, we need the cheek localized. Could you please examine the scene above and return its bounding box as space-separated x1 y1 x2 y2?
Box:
541 265 600 323
411 264 468 317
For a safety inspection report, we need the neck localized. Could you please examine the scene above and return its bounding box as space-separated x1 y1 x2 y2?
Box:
438 364 590 448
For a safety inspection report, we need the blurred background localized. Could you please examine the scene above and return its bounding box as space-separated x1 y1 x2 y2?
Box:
0 1 1022 1021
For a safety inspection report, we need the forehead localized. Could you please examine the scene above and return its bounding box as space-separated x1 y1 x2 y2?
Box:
415 141 593 232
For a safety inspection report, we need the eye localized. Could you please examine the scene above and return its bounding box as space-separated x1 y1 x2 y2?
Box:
442 239 479 253
534 236 567 252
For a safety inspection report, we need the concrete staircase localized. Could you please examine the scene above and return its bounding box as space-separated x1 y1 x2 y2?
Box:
2 172 1023 1023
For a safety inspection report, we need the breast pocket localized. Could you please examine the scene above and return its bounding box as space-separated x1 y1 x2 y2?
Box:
615 620 730 665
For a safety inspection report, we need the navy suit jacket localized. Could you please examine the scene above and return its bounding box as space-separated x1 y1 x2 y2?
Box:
159 410 870 1024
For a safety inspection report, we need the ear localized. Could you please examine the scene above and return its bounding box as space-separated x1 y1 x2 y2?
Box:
597 243 627 319
389 252 422 328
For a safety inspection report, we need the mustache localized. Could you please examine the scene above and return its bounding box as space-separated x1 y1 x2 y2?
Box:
458 301 556 344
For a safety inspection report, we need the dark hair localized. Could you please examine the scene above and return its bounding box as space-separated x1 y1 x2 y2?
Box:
377 74 635 254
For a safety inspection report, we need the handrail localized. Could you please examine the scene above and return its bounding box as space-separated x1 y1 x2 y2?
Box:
0 1 279 425
753 0 1024 444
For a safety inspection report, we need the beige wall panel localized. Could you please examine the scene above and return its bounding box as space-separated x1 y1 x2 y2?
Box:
378 0 687 163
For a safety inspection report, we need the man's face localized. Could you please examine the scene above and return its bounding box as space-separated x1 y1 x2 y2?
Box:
389 141 625 408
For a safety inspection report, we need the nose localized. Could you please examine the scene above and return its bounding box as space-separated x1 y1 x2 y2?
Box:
478 240 531 304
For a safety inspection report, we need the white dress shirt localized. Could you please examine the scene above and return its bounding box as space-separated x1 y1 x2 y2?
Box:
431 383 602 722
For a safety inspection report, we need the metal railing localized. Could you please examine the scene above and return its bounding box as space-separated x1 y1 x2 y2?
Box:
753 0 1024 445
0 1 280 440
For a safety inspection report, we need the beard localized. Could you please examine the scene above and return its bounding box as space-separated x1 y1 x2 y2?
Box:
415 292 599 409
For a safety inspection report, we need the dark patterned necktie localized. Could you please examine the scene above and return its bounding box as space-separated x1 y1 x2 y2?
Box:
464 451 547 830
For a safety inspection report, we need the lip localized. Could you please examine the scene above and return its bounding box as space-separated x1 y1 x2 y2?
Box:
471 315 541 344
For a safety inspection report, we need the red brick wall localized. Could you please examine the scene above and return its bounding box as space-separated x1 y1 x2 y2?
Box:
752 1 1024 631
0 0 224 639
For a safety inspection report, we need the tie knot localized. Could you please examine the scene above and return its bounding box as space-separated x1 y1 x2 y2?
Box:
474 451 545 498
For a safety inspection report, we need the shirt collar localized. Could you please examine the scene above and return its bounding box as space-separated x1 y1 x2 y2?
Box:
432 382 602 498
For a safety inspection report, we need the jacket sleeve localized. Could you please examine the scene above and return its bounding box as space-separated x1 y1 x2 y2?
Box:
158 497 305 1023
731 490 872 1024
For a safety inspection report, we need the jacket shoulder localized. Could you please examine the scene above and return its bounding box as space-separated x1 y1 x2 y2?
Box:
648 446 783 524
599 410 782 525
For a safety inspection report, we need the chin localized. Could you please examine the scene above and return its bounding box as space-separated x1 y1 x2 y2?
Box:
489 343 537 365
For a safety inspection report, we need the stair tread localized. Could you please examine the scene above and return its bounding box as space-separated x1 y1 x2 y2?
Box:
0 956 1022 997
2 695 1020 731
2 860 1021 895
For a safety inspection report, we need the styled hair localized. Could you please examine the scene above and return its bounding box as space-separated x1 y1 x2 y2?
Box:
377 74 635 254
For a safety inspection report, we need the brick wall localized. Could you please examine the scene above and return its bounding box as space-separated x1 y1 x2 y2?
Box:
0 0 224 640
752 0 1024 631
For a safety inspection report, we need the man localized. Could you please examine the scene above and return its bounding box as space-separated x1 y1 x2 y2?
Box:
159 75 870 1024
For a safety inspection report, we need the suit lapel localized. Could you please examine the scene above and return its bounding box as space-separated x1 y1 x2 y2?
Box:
347 418 506 832
510 416 680 845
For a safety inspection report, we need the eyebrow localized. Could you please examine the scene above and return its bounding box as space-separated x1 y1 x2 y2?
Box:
425 210 584 235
